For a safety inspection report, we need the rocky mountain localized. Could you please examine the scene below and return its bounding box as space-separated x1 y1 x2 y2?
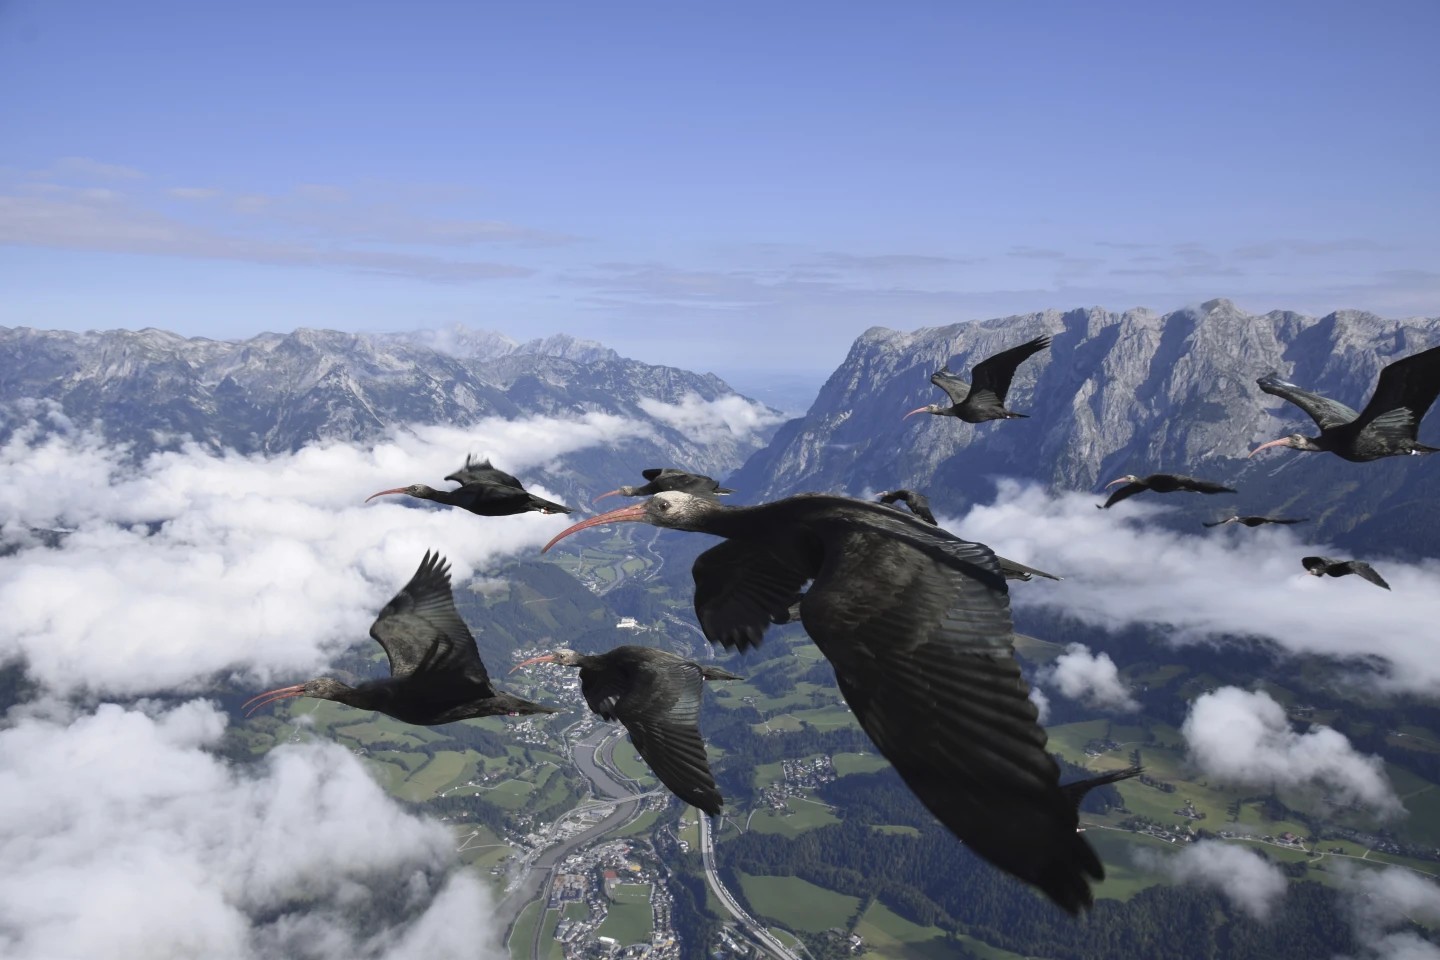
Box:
731 299 1440 556
0 325 780 502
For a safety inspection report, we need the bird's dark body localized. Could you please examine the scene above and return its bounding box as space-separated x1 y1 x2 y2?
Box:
245 551 554 725
1254 345 1440 461
1203 515 1309 528
1100 473 1237 509
912 335 1051 423
366 455 572 517
547 492 1121 913
518 644 736 815
1302 555 1392 590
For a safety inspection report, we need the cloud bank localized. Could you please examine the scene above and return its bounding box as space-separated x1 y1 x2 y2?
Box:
637 392 784 444
1135 841 1288 920
1036 643 1139 712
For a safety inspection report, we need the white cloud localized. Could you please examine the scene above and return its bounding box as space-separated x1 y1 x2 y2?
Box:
0 412 650 696
1028 685 1050 724
637 392 784 444
1181 687 1400 816
1036 643 1138 712
0 700 499 960
1336 865 1440 960
1135 841 1288 920
949 481 1440 696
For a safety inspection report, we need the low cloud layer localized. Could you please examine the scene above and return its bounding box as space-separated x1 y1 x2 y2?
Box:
1036 643 1139 712
1181 687 1400 816
637 392 785 444
952 482 1440 696
1337 865 1440 960
0 701 498 960
0 412 647 696
1135 841 1288 920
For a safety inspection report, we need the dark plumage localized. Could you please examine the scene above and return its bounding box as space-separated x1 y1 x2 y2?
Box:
245 551 556 723
876 488 1062 581
905 335 1051 423
594 468 734 503
542 491 1118 914
512 645 739 814
365 455 572 516
1302 556 1391 590
1203 515 1309 528
1251 345 1440 461
1099 473 1237 509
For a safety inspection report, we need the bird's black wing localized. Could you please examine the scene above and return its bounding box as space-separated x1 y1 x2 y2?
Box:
1252 517 1308 526
369 551 489 684
602 657 724 815
1351 345 1440 439
1100 482 1148 508
1201 518 1234 528
692 540 813 651
1175 476 1238 494
968 335 1051 406
799 523 1102 914
445 454 493 486
997 555 1062 581
641 468 683 482
1346 561 1392 590
1257 373 1359 431
929 367 970 406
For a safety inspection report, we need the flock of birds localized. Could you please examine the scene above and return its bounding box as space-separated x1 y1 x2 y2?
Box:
245 335 1440 916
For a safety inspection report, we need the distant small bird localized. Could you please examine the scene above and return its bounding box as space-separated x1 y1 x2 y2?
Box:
1099 473 1237 509
366 455 573 516
906 335 1051 423
245 551 556 723
876 489 937 525
876 488 1061 580
511 646 740 814
1251 344 1440 461
1302 556 1391 590
1203 515 1309 528
594 468 734 503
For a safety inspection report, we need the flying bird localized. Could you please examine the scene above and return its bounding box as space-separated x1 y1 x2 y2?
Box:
1302 556 1391 590
875 488 1061 581
905 335 1051 423
542 491 1121 914
1251 344 1440 461
1099 473 1237 509
511 645 740 814
595 468 734 503
244 551 556 723
1203 515 1309 528
366 455 573 516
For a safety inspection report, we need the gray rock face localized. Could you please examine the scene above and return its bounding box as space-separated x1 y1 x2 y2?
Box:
0 325 779 498
730 299 1440 555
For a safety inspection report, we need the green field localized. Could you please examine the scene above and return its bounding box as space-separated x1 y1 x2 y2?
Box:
737 872 860 934
611 741 659 786
595 889 652 945
395 750 472 802
833 752 888 776
508 900 542 960
746 797 840 837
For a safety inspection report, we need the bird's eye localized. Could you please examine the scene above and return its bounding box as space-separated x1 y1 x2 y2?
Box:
656 500 670 511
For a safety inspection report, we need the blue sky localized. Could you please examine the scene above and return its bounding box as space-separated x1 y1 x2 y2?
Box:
2 0 1437 379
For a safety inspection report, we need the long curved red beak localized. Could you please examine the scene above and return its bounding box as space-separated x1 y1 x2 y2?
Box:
542 503 649 553
243 683 308 717
903 406 930 420
592 489 624 504
1249 439 1290 458
1103 477 1128 489
510 654 558 674
365 487 409 503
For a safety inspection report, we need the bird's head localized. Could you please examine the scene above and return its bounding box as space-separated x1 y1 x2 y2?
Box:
903 404 943 420
242 677 353 716
1103 474 1140 489
542 491 720 552
592 485 641 503
365 483 438 503
1301 556 1330 576
510 648 584 672
1249 433 1314 457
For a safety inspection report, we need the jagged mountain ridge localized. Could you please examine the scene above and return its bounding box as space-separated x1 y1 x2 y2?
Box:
0 324 779 504
731 299 1440 556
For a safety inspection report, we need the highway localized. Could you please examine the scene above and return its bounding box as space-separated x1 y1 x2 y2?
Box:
697 812 804 960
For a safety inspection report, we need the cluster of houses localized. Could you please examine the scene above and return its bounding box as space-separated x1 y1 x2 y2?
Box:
758 755 838 811
546 840 681 960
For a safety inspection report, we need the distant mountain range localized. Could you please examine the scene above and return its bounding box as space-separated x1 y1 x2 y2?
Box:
0 324 782 504
731 299 1440 557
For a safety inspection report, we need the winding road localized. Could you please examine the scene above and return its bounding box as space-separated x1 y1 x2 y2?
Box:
697 813 804 960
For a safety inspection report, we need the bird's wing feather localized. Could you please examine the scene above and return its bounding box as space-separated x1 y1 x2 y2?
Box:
929 368 970 405
1352 345 1440 435
969 336 1051 404
642 468 680 481
444 455 493 486
1348 561 1392 590
692 540 812 651
369 551 489 685
610 659 724 815
1101 482 1148 508
799 526 1101 913
1257 373 1359 430
1176 477 1238 494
